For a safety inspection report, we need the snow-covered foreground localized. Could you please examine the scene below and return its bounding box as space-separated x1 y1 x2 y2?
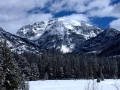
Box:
29 79 120 90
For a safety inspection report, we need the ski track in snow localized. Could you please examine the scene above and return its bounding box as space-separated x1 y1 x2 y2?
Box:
29 79 120 90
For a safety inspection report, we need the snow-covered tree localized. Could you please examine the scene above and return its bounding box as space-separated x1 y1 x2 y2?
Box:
111 59 118 79
43 72 49 80
17 56 31 80
0 42 5 89
0 41 24 90
30 63 40 80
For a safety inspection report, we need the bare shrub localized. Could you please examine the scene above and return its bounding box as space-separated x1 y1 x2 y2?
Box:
84 79 102 90
112 80 120 90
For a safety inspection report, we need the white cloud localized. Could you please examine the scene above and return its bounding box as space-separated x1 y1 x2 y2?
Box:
0 0 53 34
49 0 91 13
110 18 120 31
0 0 50 22
60 14 89 22
88 1 120 30
110 3 120 18
0 13 52 34
0 0 48 10
49 0 113 14
48 0 120 19
87 2 120 18
0 0 120 33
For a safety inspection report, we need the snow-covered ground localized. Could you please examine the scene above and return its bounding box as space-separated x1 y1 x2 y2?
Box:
29 79 120 90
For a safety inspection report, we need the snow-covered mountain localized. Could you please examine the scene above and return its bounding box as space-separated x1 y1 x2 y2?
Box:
0 27 41 54
99 32 120 56
1 18 120 55
17 21 47 40
17 18 103 53
77 28 120 55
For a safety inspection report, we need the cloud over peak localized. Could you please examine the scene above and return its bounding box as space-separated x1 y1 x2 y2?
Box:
0 0 120 33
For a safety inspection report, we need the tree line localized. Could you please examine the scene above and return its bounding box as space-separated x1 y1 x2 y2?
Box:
0 40 120 90
16 50 120 80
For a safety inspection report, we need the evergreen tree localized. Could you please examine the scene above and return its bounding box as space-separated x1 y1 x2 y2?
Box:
112 59 118 79
0 41 22 90
43 72 49 80
0 42 5 90
59 67 64 79
17 55 31 80
20 74 29 90
30 63 40 80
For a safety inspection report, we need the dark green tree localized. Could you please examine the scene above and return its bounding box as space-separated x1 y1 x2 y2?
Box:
30 63 40 80
0 41 22 90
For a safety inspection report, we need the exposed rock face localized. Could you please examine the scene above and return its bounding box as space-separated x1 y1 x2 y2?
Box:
17 18 103 53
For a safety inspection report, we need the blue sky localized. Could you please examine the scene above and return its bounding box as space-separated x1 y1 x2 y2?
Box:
0 0 120 34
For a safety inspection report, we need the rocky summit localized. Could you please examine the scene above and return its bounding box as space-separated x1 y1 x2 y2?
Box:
17 18 103 53
0 18 120 56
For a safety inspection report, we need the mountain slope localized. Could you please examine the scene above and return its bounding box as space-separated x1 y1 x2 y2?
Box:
99 33 120 56
17 21 47 40
76 28 120 54
0 27 41 54
0 19 120 56
17 18 103 53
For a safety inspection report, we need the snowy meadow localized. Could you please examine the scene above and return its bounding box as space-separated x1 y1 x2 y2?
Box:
29 79 120 90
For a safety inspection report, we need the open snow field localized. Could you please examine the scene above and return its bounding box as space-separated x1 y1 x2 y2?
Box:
29 79 120 90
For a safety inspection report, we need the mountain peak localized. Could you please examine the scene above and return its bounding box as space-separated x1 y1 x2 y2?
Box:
76 28 120 54
0 18 120 55
104 28 120 37
17 18 103 40
16 19 103 53
17 21 47 40
0 27 5 32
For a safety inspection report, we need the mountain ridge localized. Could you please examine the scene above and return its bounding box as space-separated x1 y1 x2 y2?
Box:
0 18 120 56
76 28 120 55
17 18 103 53
0 27 41 54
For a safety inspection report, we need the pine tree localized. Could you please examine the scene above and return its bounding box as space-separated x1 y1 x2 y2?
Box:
20 74 29 90
17 55 31 80
48 67 53 79
112 59 118 79
0 42 5 90
30 63 40 80
59 67 64 79
0 41 22 90
43 72 48 80
97 63 104 81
